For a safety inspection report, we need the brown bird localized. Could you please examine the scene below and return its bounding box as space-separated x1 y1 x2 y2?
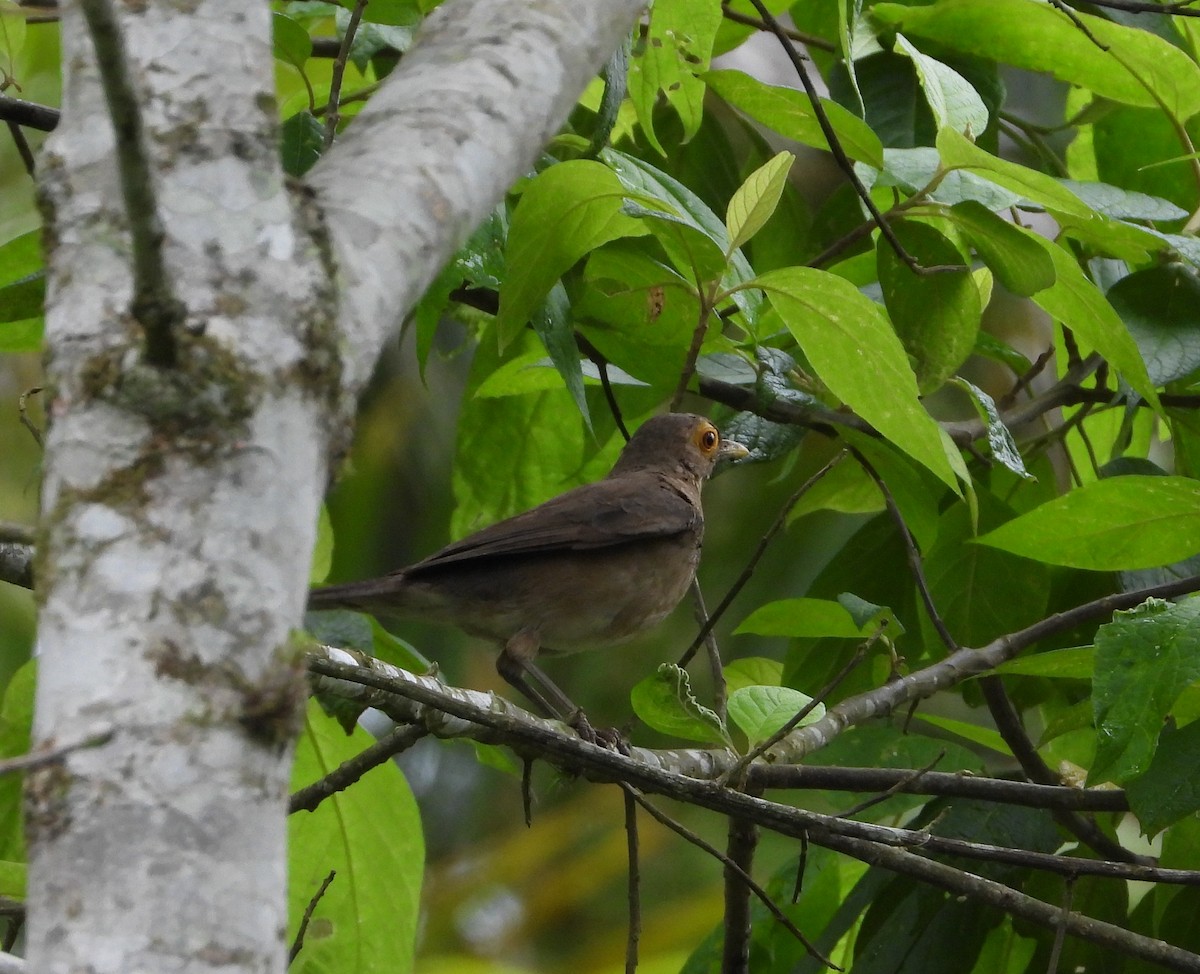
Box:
309 413 748 725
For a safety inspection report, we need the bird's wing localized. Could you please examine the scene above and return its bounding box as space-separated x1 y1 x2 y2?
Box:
408 473 700 573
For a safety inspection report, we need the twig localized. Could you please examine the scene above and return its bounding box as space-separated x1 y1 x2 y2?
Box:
0 523 34 545
836 752 944 819
623 789 641 974
850 447 957 652
288 723 428 813
0 93 59 131
979 675 1151 865
19 387 43 448
745 0 959 277
323 0 369 150
670 289 716 411
627 786 839 970
688 580 728 721
719 645 868 787
0 729 113 777
719 2 836 51
1047 877 1076 974
288 870 336 963
681 450 849 664
77 0 183 367
6 121 35 176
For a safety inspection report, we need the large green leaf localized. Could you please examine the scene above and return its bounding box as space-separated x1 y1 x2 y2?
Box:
873 0 1200 120
289 702 423 974
753 266 959 490
944 201 1056 297
893 34 989 137
1091 598 1200 784
498 160 646 347
877 219 979 393
628 0 723 153
976 476 1200 570
703 68 884 167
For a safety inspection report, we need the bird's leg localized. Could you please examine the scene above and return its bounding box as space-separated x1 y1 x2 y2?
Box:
496 629 638 750
496 629 584 724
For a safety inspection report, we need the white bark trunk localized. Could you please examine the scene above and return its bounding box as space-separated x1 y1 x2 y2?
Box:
28 0 645 971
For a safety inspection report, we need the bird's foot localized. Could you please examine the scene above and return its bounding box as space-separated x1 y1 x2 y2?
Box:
570 711 631 755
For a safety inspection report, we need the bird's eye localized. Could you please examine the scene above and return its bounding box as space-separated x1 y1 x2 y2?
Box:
697 425 719 453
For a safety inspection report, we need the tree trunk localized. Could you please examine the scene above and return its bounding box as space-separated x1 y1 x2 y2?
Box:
26 0 644 971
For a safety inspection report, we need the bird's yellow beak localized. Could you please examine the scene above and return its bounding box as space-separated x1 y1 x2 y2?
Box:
718 437 750 462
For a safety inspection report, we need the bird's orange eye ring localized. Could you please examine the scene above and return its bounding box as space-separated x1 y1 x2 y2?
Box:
696 424 719 454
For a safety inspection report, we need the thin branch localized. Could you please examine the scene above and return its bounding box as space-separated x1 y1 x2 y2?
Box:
744 0 959 276
0 523 34 545
788 573 1200 758
288 723 428 814
627 786 838 970
77 0 182 367
288 870 336 964
681 450 848 663
323 0 369 150
6 121 35 176
979 675 1150 865
836 752 943 819
719 2 836 51
19 386 43 448
747 765 1129 813
0 729 113 777
623 789 641 974
850 447 957 652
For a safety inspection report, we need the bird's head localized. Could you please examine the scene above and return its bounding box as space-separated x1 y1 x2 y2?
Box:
609 413 749 483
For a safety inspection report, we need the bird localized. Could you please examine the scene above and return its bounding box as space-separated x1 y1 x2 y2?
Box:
308 412 748 728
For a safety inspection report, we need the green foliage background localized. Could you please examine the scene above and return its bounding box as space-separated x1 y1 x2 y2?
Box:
4 0 1200 971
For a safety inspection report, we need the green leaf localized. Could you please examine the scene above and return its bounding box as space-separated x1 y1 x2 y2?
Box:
945 200 1056 297
272 12 313 68
1060 180 1187 222
977 476 1200 570
289 702 423 973
877 219 979 393
727 685 825 745
531 282 589 425
921 502 1051 648
936 127 1094 219
0 859 25 899
1125 718 1200 835
1107 264 1200 387
893 34 989 137
630 663 732 746
628 0 723 153
872 0 1200 120
994 646 1095 679
498 160 646 347
950 378 1030 479
736 597 875 639
280 111 325 178
309 505 333 585
863 147 1021 210
703 68 884 167
1092 598 1200 784
725 151 795 253
1031 242 1161 409
723 656 784 693
602 149 762 326
912 713 1010 755
753 266 959 490
0 230 45 351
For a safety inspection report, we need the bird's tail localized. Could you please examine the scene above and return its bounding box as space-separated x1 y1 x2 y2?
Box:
307 574 407 615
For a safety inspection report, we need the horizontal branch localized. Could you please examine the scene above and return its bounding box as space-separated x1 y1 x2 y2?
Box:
0 542 34 590
308 649 1200 970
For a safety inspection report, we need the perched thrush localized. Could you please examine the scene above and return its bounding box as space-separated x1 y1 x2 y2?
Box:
309 413 748 721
